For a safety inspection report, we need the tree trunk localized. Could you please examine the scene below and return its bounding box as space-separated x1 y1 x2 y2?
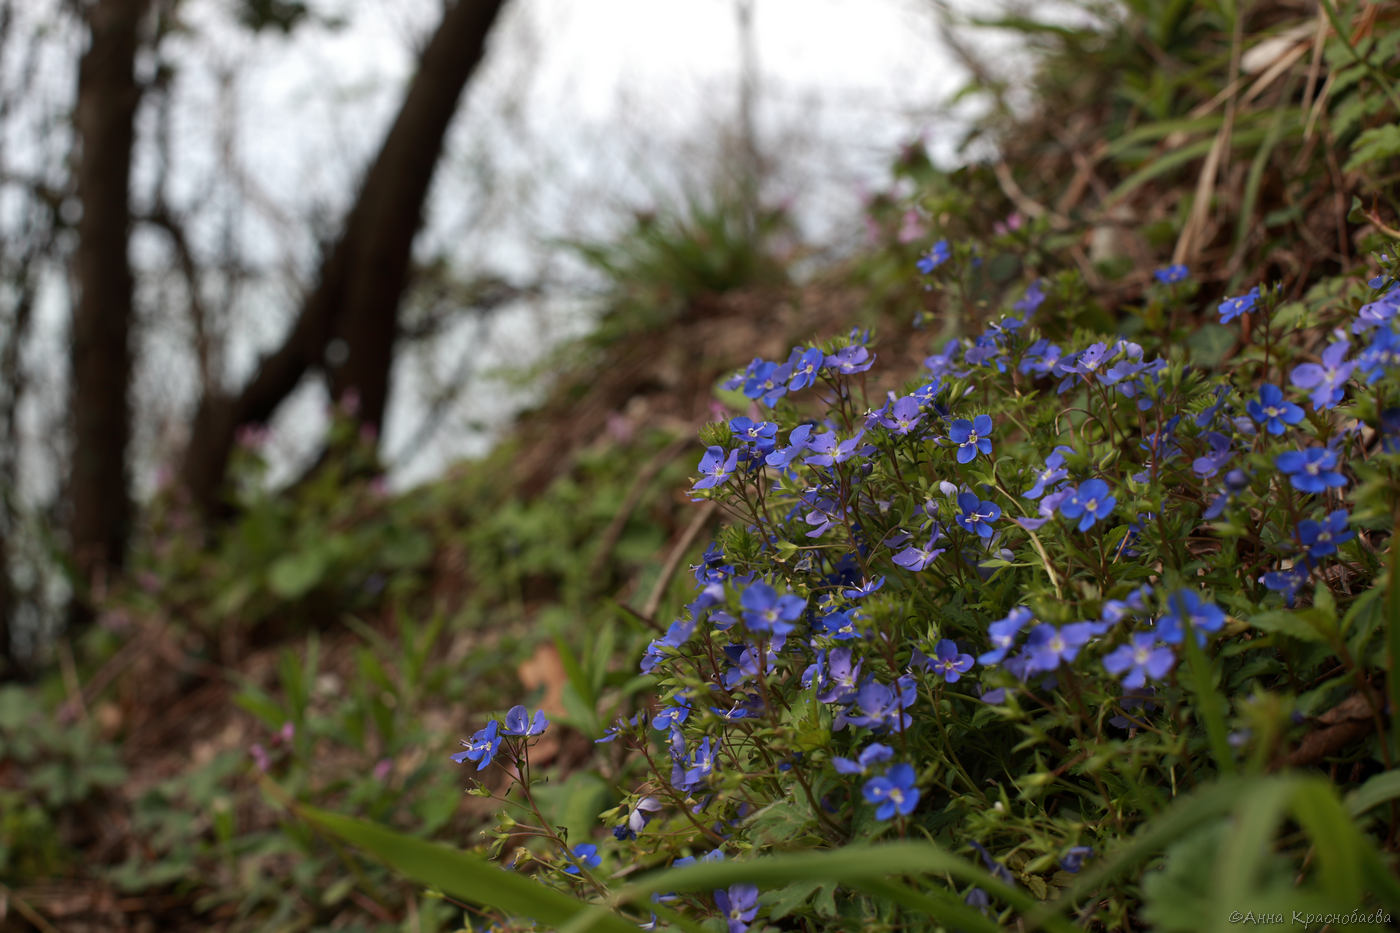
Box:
70 0 148 596
181 0 509 514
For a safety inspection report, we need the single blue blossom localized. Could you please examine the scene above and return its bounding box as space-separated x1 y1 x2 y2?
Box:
862 762 920 819
1102 632 1175 688
1218 286 1261 323
956 492 1001 538
1059 479 1116 531
503 705 549 736
1154 264 1188 284
739 582 805 636
1026 622 1094 672
930 639 974 683
949 414 994 463
714 883 760 933
1247 384 1304 435
564 843 601 874
694 446 739 490
832 742 894 775
979 607 1031 665
450 719 501 771
1297 509 1353 559
1275 447 1346 493
917 239 950 273
1290 341 1354 409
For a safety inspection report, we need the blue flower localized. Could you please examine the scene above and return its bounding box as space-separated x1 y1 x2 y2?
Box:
787 347 825 390
503 706 549 736
694 446 739 490
1275 447 1346 493
833 742 894 775
1059 479 1115 531
729 417 778 452
1026 622 1094 672
1102 632 1175 688
892 527 946 571
1290 341 1354 409
1246 384 1304 435
880 395 925 435
862 762 920 819
930 639 974 683
1261 563 1310 606
917 239 950 273
1297 509 1353 559
825 345 875 374
1191 431 1233 477
1060 846 1094 873
979 607 1031 665
956 492 1001 538
450 719 501 771
563 843 601 874
1158 590 1225 644
949 414 994 463
1218 286 1260 323
652 701 691 731
842 576 886 599
714 883 760 933
740 582 805 636
1154 264 1188 284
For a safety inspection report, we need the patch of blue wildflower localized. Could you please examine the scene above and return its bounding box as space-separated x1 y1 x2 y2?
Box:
457 238 1400 931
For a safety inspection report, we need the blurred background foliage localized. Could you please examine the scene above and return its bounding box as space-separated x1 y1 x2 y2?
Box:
2 0 1398 929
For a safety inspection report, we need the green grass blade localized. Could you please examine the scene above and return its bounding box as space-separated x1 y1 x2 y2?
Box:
296 802 638 933
596 842 1079 933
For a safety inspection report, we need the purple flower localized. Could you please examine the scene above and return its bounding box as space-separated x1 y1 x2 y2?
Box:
1022 446 1072 498
929 639 974 683
842 576 886 599
1059 479 1115 531
740 582 805 636
1191 431 1234 477
714 883 760 933
1154 264 1188 284
788 347 825 391
1102 632 1176 688
892 528 946 571
503 706 549 736
1026 622 1094 672
694 446 740 490
804 429 869 466
616 796 664 840
848 675 917 731
1218 286 1261 323
652 701 691 731
979 607 1031 665
881 395 925 435
1357 327 1400 383
1275 447 1346 493
833 742 894 775
564 843 601 874
1247 384 1304 435
451 719 502 770
1060 846 1094 873
862 762 920 819
1290 341 1354 410
1261 563 1310 606
1297 509 1353 559
825 345 875 375
729 417 778 452
917 239 950 273
949 414 994 463
1158 590 1225 644
956 492 1001 538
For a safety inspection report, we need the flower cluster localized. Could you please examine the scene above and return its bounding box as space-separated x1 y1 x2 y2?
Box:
458 239 1399 931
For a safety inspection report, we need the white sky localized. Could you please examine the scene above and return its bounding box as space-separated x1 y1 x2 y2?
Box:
14 0 996 497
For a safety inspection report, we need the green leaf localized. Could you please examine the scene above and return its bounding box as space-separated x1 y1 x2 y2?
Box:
267 548 329 599
573 843 1081 933
1247 610 1329 643
1344 124 1400 173
296 802 638 933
